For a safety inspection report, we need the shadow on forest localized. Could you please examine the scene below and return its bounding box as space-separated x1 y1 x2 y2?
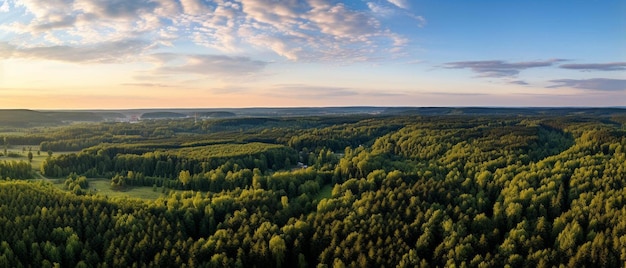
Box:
527 125 575 162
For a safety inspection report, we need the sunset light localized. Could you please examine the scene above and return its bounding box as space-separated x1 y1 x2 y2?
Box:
0 0 624 108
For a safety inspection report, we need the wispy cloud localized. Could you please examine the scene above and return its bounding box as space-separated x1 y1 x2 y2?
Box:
548 78 626 91
509 80 529 85
77 0 159 19
559 62 626 71
121 83 174 88
387 0 409 9
368 2 394 16
4 0 420 63
10 0 163 38
368 2 425 28
0 1 9 12
413 15 427 28
269 84 358 98
443 59 566 78
0 39 150 63
154 54 269 77
32 17 77 31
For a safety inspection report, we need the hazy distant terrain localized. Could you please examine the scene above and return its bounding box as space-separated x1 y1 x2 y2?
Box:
2 107 625 127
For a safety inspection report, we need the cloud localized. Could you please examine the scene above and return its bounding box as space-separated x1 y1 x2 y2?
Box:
32 17 78 31
121 83 174 88
269 84 358 98
387 0 409 9
548 78 626 91
14 0 162 34
367 2 425 27
559 62 626 71
367 2 394 17
0 0 9 12
422 91 489 96
509 80 529 85
4 0 418 63
240 0 302 26
443 59 566 77
179 0 209 16
155 54 269 77
0 39 150 63
242 0 395 60
76 0 159 19
308 3 378 38
207 86 252 95
413 15 427 28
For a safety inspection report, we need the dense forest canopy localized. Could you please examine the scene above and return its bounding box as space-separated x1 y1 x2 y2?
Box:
0 108 625 267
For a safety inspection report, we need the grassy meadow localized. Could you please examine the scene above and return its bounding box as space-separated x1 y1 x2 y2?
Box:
87 178 166 200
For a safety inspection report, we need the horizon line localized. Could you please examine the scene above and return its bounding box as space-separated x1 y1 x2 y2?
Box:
0 105 622 111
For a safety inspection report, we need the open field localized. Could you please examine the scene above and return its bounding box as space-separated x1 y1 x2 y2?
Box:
1 145 79 172
38 176 168 200
30 151 79 170
0 131 29 136
88 178 166 200
0 146 39 170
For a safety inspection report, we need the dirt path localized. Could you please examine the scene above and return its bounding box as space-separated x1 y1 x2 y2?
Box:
33 171 56 182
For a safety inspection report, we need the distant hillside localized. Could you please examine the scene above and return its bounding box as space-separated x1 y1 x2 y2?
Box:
141 112 187 119
0 109 104 127
382 107 626 117
45 111 103 122
197 111 236 118
1 108 625 127
0 110 59 127
97 112 127 120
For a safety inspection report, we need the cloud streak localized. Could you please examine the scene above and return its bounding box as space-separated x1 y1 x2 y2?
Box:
0 39 150 63
548 78 626 91
121 83 174 88
509 80 529 85
414 15 427 28
443 59 566 78
153 54 269 77
269 84 358 98
559 62 626 71
387 0 409 9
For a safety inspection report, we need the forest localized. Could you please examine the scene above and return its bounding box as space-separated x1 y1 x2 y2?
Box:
0 108 625 267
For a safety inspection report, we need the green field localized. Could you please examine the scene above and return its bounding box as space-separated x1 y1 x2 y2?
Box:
29 151 79 170
1 145 79 178
1 145 40 169
39 176 168 200
88 178 166 200
0 131 27 136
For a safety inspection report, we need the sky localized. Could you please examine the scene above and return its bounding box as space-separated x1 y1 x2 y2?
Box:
0 0 625 109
